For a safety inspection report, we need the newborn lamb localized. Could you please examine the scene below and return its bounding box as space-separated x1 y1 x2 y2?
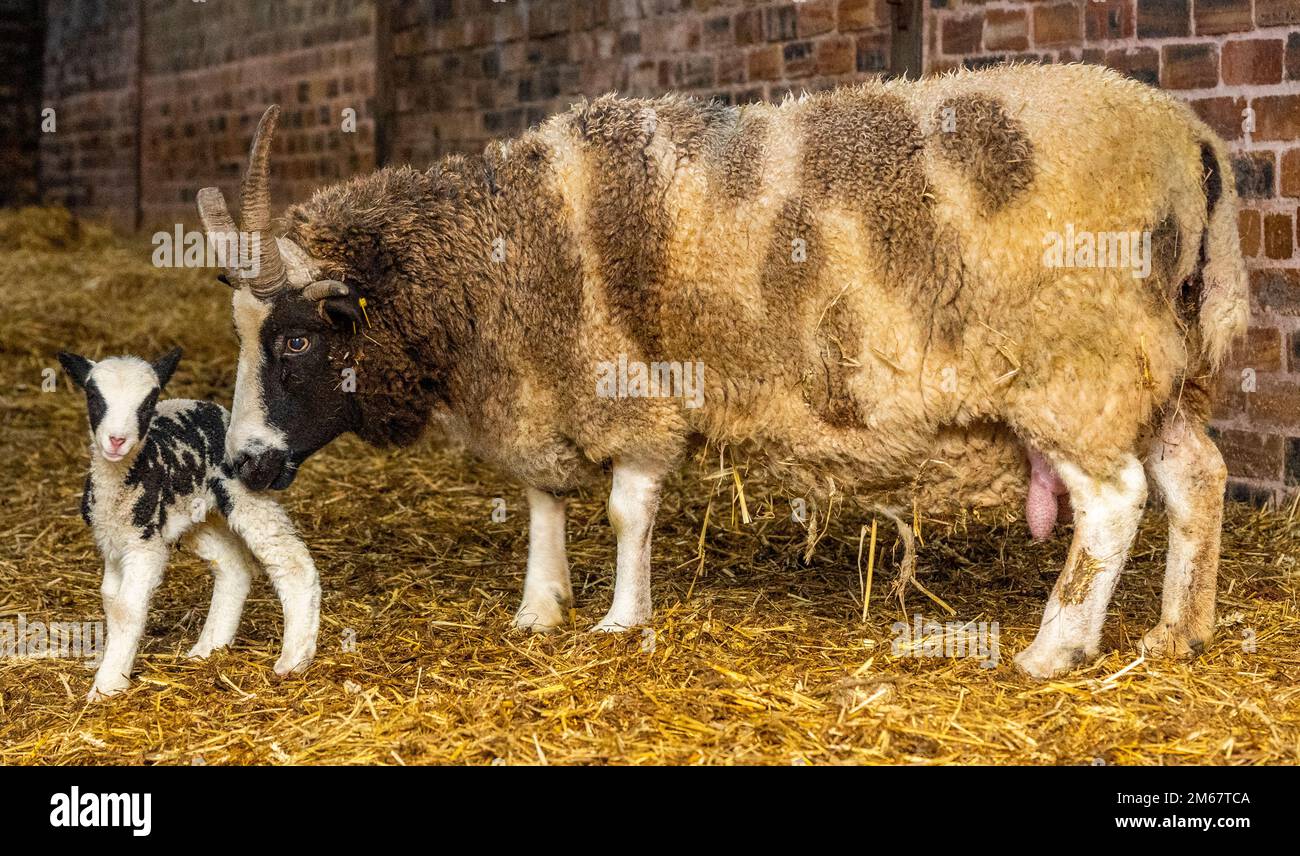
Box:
58 348 320 700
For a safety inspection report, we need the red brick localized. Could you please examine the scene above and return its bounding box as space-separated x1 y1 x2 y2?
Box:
1253 95 1300 142
1161 43 1218 89
1190 96 1248 141
1085 0 1134 40
1228 326 1284 372
942 14 984 55
839 0 887 32
1194 0 1252 34
782 40 816 78
1240 209 1262 256
985 10 1029 52
1264 212 1295 259
856 32 889 73
1137 0 1189 37
1246 377 1300 431
734 10 762 46
797 0 836 37
748 45 782 80
1256 0 1300 26
1214 428 1283 481
1252 268 1300 315
717 50 747 85
1287 32 1300 80
1105 46 1159 86
1222 40 1284 85
816 35 856 77
1283 149 1300 198
1033 3 1082 46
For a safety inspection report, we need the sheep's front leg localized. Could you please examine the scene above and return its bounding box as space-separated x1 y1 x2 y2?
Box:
187 522 256 658
90 547 166 700
593 458 667 632
1015 455 1147 679
226 493 320 676
514 488 572 631
1141 417 1225 659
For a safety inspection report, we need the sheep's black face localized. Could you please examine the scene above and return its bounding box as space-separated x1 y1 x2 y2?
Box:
227 288 361 491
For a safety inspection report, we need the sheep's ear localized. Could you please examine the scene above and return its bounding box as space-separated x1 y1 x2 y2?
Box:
321 294 364 332
57 352 93 389
303 281 364 332
152 347 183 388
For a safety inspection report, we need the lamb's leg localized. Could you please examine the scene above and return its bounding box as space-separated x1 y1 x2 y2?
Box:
1015 454 1147 678
593 458 666 632
1141 417 1225 659
225 491 320 676
100 554 122 616
90 546 166 700
186 521 256 658
514 488 572 631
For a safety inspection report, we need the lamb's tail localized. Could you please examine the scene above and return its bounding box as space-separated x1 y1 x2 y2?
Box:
1194 138 1249 369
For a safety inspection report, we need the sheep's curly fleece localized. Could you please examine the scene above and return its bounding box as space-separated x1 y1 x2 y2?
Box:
285 63 1247 515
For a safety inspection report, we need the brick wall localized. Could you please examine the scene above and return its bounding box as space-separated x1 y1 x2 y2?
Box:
137 0 378 228
40 0 140 229
0 1 43 207
387 0 898 164
925 0 1300 502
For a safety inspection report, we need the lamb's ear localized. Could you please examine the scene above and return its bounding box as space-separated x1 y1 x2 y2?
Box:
152 347 183 389
57 352 93 389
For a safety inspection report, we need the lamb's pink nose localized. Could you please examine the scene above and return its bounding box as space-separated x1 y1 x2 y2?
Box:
108 436 126 452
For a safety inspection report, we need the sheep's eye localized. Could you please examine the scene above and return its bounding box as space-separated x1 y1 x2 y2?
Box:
285 336 311 355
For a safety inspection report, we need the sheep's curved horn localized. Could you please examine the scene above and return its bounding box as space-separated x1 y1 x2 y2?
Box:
193 106 287 299
301 280 351 301
238 106 287 299
196 187 239 289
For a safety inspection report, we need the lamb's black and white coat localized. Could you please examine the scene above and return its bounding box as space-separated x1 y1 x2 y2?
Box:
58 349 319 700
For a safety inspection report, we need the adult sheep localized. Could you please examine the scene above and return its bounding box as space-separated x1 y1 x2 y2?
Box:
196 64 1247 678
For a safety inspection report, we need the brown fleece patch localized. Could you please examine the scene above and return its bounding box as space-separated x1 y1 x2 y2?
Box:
799 91 966 343
1056 548 1105 606
708 111 768 203
932 95 1035 213
574 97 739 357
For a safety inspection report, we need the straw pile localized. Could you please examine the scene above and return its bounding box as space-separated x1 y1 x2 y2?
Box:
1 207 1297 765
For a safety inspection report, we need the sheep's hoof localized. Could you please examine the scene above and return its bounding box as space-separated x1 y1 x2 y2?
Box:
186 639 225 659
87 679 128 702
1140 624 1207 660
1013 640 1090 679
590 612 648 633
273 649 315 677
513 589 571 632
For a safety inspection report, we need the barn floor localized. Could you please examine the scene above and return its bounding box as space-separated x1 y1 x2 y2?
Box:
1 208 1297 765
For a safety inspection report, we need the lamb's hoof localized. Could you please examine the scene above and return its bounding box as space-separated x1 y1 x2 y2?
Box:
1141 623 1207 660
513 591 570 632
274 648 315 677
1014 640 1090 679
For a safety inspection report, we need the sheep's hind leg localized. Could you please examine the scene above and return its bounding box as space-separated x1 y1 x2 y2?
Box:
1141 416 1225 659
593 458 667 632
186 521 256 658
225 491 320 676
514 488 572 631
90 546 167 700
1015 454 1147 679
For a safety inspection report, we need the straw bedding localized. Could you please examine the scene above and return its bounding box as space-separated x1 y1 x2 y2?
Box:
0 208 1296 765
